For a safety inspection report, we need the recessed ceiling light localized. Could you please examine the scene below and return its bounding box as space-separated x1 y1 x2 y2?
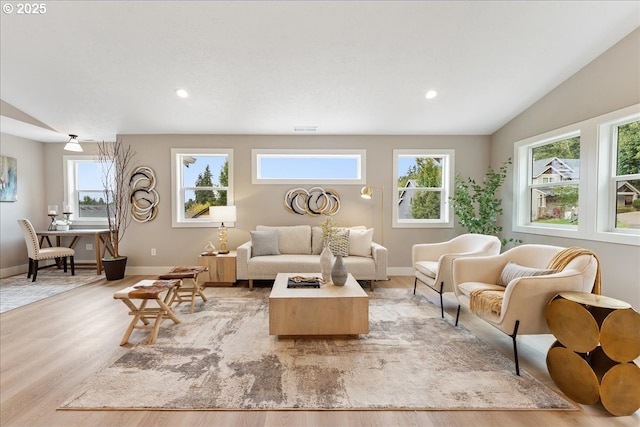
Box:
425 90 438 99
175 88 189 98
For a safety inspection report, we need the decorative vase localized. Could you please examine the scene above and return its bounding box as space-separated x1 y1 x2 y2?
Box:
320 245 333 283
331 254 347 286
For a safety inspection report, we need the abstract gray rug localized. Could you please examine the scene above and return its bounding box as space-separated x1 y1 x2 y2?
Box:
0 269 101 313
61 287 575 411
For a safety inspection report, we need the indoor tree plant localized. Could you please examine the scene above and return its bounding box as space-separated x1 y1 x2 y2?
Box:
97 139 136 280
449 158 521 247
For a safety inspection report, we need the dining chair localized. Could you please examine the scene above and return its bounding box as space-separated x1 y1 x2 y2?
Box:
17 218 75 282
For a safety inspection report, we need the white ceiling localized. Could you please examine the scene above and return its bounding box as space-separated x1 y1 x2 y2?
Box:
1 1 639 143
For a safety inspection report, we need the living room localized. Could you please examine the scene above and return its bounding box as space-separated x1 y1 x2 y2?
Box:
1 1 639 426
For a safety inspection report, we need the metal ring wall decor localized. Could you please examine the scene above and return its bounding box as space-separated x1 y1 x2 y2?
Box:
284 187 340 216
129 166 159 223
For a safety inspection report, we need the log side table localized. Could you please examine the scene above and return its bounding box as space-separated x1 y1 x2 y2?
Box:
545 291 640 416
198 250 237 286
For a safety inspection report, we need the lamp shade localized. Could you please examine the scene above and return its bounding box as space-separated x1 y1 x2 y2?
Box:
209 205 236 224
64 134 83 152
360 186 373 199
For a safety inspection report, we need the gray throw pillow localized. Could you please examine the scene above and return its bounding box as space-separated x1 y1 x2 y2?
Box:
497 261 557 286
250 229 280 257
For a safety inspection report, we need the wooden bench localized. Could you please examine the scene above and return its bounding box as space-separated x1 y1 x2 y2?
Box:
159 266 208 314
113 279 181 345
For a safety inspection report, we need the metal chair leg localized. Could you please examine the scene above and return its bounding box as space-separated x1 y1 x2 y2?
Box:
413 277 417 295
510 320 521 376
438 281 444 318
455 305 461 326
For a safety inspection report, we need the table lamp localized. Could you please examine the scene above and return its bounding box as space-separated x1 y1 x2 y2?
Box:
209 206 236 254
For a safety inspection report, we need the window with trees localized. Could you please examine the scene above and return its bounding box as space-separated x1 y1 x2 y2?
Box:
171 149 233 227
393 149 454 228
64 156 111 225
515 103 639 245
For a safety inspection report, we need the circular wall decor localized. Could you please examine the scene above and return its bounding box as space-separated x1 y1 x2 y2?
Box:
129 166 159 223
284 187 340 216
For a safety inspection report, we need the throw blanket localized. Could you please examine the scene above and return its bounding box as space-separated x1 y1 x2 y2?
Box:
546 247 601 295
470 247 601 316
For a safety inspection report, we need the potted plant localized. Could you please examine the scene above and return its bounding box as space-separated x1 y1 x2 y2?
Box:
97 139 136 280
449 158 521 247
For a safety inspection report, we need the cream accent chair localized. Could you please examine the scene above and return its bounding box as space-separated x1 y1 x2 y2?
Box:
17 219 75 282
452 244 598 375
412 234 501 318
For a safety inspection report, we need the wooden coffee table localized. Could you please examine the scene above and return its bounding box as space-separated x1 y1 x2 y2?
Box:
269 273 369 336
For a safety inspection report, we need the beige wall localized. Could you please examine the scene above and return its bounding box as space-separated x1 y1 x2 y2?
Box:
39 135 489 275
0 133 46 276
491 28 640 309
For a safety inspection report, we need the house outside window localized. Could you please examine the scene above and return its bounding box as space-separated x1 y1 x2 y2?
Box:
64 155 111 226
392 149 454 228
171 148 233 228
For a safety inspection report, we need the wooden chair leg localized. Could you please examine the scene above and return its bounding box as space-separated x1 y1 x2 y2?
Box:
63 257 68 272
27 258 33 278
32 260 39 282
70 256 75 276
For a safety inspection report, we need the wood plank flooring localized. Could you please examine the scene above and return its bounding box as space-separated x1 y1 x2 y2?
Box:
1 275 638 427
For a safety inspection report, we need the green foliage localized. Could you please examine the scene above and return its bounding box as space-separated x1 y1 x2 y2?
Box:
398 157 442 220
532 136 580 160
633 198 640 210
450 159 520 247
617 120 640 175
186 160 229 213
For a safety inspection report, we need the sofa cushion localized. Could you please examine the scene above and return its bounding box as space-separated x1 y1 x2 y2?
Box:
250 229 280 257
349 228 373 257
312 225 367 255
256 225 311 254
329 229 350 257
458 281 505 297
415 260 438 279
496 261 558 287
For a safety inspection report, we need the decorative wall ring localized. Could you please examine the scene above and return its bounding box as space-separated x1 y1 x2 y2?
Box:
284 187 340 216
129 166 159 223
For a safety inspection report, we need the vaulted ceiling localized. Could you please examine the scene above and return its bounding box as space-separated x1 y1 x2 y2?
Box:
1 1 638 143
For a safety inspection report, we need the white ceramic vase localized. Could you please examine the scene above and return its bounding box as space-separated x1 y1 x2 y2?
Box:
320 245 333 283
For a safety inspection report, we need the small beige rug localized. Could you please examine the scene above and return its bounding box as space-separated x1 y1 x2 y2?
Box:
0 269 102 313
61 287 575 411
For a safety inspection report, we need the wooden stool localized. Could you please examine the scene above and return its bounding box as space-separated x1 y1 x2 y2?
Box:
546 291 640 416
159 266 208 314
113 279 181 345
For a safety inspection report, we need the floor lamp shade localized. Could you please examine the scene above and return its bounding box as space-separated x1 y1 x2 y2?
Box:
360 186 383 244
209 206 236 254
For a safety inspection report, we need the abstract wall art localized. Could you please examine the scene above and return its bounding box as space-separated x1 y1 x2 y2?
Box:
0 155 17 202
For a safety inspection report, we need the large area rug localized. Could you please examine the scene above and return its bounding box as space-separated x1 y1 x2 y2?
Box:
0 269 102 313
61 287 574 411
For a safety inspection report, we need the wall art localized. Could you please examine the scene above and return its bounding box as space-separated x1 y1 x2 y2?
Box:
0 155 17 202
129 166 159 222
284 187 340 216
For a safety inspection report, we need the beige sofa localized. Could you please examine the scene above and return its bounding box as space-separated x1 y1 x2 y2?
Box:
236 225 388 291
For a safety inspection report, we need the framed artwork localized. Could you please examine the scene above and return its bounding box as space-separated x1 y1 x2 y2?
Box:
0 155 17 202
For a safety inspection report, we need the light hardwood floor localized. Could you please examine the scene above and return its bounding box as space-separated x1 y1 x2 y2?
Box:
1 275 638 427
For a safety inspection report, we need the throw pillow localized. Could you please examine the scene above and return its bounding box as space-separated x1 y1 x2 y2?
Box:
497 261 557 286
348 228 373 257
250 229 280 257
329 229 350 257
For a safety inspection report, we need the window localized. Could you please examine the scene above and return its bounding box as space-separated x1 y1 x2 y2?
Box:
171 149 233 228
63 155 111 225
252 149 365 184
515 103 639 245
392 149 454 228
596 112 640 242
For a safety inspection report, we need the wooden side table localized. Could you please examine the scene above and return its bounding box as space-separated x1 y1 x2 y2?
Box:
545 291 640 416
198 250 237 286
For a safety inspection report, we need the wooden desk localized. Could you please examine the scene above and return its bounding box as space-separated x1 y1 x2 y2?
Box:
37 229 113 274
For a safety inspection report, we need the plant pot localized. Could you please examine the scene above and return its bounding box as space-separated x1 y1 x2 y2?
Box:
56 225 69 231
102 256 127 280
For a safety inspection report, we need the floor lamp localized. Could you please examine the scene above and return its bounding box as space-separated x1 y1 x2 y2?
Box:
360 186 384 245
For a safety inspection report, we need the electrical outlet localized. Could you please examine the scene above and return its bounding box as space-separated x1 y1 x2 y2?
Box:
86 243 93 251
151 248 157 256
